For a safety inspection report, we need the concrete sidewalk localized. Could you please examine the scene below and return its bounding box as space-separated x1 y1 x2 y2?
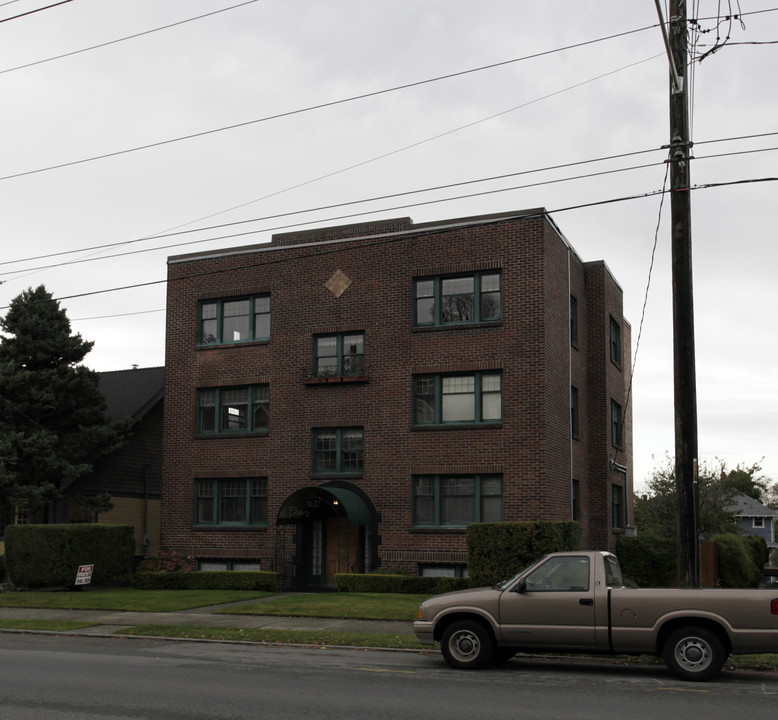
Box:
0 601 415 637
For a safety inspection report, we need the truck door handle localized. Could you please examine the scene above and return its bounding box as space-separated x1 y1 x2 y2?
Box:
579 598 593 606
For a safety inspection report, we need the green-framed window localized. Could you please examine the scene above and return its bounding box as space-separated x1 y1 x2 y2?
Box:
414 271 501 327
414 372 502 425
609 315 621 367
413 474 503 527
197 385 269 435
195 477 268 526
610 399 623 449
199 295 270 345
314 332 365 377
312 427 364 474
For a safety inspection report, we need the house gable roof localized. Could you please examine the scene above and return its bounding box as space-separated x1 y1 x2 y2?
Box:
729 493 778 518
97 366 165 421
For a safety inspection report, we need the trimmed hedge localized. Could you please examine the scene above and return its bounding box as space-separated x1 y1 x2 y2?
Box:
714 533 763 588
334 573 468 594
466 521 581 587
131 570 279 591
616 535 675 587
4 524 135 588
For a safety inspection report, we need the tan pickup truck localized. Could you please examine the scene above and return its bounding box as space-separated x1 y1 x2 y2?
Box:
413 550 778 680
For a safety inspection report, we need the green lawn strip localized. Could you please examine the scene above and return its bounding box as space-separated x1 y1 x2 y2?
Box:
214 592 429 621
115 624 422 649
0 619 100 632
0 589 274 612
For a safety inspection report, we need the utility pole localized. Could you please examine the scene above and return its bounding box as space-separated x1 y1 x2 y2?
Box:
662 0 700 587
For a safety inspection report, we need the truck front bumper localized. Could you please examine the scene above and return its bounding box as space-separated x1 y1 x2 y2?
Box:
413 620 435 645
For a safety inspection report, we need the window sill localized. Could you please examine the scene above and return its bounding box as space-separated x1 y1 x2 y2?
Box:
411 526 467 533
412 321 501 333
192 525 268 532
195 431 269 439
303 376 369 385
197 339 270 350
411 422 502 431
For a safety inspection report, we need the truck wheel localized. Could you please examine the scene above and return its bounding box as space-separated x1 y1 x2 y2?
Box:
663 626 727 681
440 620 494 669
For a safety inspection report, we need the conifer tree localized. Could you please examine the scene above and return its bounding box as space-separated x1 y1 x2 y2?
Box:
0 285 128 511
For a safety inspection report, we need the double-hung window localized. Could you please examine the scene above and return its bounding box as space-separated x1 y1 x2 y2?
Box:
414 271 501 326
414 372 502 425
313 427 363 474
198 385 269 434
199 295 270 345
609 316 621 367
196 477 267 525
413 474 503 527
314 332 365 377
610 399 623 449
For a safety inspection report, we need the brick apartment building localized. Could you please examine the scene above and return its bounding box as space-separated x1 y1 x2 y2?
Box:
161 209 633 588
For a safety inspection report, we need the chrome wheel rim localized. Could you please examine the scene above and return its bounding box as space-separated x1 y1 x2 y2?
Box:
674 636 712 673
449 629 481 663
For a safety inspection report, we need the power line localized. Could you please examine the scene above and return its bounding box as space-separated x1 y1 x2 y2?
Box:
0 24 660 184
0 0 71 24
0 0 263 75
2 134 774 277
5 176 772 311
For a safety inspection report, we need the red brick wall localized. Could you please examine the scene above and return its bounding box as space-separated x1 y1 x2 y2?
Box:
161 211 631 572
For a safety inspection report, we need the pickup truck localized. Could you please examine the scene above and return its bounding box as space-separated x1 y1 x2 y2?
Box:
413 550 778 681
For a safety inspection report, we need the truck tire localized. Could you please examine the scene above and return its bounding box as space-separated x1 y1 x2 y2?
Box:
663 626 727 681
440 620 494 669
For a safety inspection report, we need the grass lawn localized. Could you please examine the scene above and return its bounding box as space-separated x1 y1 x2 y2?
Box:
0 588 274 612
117 624 422 649
0 619 101 632
214 592 429 621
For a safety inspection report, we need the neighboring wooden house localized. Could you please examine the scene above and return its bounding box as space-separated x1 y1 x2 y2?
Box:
729 493 778 580
66 366 165 557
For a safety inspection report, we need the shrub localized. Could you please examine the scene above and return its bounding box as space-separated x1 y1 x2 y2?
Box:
334 573 468 594
136 550 194 573
4 524 135 588
714 533 760 587
466 521 581 587
616 535 675 587
131 570 278 591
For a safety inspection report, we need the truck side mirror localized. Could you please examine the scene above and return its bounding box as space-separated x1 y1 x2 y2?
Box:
516 578 527 593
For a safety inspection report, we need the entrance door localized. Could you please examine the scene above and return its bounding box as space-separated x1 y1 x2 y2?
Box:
324 517 359 585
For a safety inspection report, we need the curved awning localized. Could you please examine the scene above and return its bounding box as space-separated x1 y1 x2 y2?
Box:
277 485 372 525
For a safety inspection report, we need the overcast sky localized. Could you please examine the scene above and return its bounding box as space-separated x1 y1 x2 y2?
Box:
1 0 776 491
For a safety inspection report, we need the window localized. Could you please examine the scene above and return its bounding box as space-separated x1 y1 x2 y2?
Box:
753 517 765 529
414 272 501 327
414 372 502 425
609 316 621 366
314 332 365 377
195 478 267 526
612 484 624 530
610 399 623 449
523 556 590 592
570 386 579 438
197 385 269 434
198 560 262 571
413 475 503 527
199 295 270 345
570 295 578 346
313 428 363 474
420 565 468 578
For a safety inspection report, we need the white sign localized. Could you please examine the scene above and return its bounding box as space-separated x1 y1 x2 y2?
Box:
75 564 94 586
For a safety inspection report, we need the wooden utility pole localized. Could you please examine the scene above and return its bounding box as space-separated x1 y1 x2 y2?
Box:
666 0 700 587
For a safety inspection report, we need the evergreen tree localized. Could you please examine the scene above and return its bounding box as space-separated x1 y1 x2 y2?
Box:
0 285 129 511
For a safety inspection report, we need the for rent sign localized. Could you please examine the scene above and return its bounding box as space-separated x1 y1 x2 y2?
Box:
75 564 94 586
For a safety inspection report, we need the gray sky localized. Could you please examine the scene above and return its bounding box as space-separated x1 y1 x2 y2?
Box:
1 0 776 491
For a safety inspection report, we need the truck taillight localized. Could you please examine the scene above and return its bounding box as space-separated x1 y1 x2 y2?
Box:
772 599 778 616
